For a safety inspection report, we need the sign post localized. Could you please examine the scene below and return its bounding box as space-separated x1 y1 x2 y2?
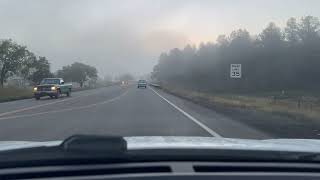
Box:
230 64 241 78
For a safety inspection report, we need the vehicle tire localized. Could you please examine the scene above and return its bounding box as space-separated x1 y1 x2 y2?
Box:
66 89 71 97
55 90 60 99
49 96 53 99
35 96 40 100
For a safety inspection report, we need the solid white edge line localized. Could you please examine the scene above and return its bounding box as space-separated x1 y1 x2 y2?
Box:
150 87 222 138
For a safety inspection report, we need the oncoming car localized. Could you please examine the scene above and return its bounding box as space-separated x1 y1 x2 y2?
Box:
33 78 72 100
137 80 147 88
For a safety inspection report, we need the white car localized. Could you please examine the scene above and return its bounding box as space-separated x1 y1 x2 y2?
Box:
137 80 147 88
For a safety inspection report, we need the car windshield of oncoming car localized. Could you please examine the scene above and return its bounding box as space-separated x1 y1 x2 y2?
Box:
40 79 60 85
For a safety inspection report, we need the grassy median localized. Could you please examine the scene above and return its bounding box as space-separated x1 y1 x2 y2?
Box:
0 87 33 102
0 83 117 103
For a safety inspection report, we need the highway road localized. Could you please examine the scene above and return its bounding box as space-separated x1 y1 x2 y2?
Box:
0 84 270 141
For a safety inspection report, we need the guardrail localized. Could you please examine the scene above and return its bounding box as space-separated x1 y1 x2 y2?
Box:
148 83 161 88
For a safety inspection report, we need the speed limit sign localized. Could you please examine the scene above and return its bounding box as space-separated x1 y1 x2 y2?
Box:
230 64 241 78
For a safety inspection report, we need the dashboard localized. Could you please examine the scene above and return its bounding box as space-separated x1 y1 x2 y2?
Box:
1 161 320 179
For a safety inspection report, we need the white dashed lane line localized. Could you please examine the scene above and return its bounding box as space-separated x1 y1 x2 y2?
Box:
0 87 119 118
0 90 129 120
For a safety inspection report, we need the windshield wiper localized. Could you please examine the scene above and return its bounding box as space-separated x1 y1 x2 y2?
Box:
61 135 127 154
0 135 129 169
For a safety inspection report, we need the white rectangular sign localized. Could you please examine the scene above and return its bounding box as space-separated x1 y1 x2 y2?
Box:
230 64 241 78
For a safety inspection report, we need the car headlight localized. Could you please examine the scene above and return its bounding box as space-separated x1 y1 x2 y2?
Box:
51 86 56 91
33 87 37 91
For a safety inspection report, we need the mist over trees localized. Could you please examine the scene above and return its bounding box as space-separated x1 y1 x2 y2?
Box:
0 39 52 87
152 16 320 93
25 57 54 84
115 73 135 82
0 39 99 88
57 62 98 87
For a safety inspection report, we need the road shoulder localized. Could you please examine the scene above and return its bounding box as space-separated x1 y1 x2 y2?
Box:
153 86 320 139
150 87 271 139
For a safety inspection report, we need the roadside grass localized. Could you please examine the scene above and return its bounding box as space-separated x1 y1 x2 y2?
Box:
0 87 33 102
0 86 97 103
0 83 118 103
160 84 320 120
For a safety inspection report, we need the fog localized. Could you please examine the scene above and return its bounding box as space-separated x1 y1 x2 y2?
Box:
0 0 319 77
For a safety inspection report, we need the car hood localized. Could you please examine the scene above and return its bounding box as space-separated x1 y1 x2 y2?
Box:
1 136 320 153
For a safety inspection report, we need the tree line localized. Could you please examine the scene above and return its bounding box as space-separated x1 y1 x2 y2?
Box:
57 62 97 87
152 16 320 93
0 39 97 87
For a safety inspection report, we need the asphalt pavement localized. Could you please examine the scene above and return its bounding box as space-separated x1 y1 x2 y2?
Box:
0 84 270 141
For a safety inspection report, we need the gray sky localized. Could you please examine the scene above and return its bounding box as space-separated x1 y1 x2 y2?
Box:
0 0 319 77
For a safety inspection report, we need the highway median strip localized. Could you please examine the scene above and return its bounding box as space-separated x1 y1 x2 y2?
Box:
0 86 118 117
0 89 128 120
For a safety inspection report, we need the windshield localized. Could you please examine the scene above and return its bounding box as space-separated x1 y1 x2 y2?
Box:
0 0 320 155
40 79 60 85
